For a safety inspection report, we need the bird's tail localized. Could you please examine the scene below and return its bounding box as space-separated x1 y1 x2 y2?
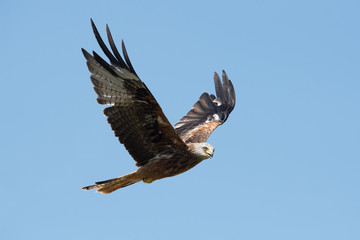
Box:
82 171 142 194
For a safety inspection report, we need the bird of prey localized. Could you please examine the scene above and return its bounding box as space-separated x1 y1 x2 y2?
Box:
81 19 236 193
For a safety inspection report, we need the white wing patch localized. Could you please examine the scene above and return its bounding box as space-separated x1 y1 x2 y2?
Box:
212 114 220 121
213 99 222 106
205 114 220 123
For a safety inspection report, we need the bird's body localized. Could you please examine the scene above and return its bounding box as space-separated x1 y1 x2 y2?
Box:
82 143 212 193
82 19 235 193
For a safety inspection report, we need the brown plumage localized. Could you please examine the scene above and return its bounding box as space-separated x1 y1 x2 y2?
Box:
81 19 236 193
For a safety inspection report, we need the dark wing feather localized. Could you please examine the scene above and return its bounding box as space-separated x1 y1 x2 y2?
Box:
174 70 235 143
83 19 187 166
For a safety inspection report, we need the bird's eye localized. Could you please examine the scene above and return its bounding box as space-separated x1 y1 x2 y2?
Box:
203 147 208 151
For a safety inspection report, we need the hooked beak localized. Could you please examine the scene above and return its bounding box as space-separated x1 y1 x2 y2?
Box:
206 151 213 158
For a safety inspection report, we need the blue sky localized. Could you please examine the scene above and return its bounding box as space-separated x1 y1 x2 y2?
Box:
1 0 359 239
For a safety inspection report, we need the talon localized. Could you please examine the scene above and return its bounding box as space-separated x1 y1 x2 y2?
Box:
143 177 154 183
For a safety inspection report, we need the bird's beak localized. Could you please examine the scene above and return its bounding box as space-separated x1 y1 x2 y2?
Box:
207 150 213 158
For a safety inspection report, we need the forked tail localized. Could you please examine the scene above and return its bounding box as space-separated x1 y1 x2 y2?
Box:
82 171 142 194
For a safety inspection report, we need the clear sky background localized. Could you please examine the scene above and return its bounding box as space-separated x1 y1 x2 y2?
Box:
1 0 359 239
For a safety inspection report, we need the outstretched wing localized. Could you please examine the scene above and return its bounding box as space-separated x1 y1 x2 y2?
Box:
174 71 235 143
82 19 187 167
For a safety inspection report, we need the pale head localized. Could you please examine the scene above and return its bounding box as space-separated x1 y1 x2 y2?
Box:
189 142 215 160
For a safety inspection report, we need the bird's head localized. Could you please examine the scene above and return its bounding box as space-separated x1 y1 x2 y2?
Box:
190 143 215 160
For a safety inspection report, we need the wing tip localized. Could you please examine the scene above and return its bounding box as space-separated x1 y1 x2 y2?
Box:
81 48 89 56
215 69 236 111
86 19 139 77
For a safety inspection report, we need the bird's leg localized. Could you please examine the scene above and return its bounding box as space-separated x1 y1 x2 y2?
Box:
143 177 155 183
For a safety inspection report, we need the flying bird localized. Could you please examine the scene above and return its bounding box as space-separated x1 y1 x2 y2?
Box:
81 19 236 193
